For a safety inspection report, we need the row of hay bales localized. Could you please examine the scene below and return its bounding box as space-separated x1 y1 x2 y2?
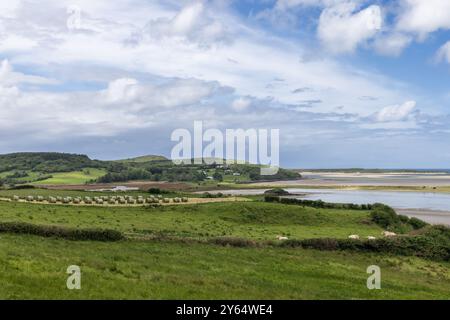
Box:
11 195 189 205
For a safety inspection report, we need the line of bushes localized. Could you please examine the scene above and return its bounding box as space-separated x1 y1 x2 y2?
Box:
279 226 449 261
206 226 450 261
0 222 124 241
369 203 428 233
264 195 373 210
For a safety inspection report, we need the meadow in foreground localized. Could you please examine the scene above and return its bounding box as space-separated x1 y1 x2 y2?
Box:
0 234 449 299
0 198 448 299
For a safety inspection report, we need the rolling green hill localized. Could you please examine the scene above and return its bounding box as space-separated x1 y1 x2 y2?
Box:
0 152 300 186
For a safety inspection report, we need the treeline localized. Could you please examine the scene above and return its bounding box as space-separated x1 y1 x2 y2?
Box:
0 222 124 241
264 195 373 210
0 152 105 173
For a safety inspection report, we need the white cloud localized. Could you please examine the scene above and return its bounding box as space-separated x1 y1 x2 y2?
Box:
318 2 382 53
0 59 56 86
138 1 232 47
231 97 251 112
372 101 417 122
436 41 450 64
373 33 412 56
397 0 450 38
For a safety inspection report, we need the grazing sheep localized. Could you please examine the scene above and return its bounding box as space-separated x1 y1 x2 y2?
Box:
96 199 104 204
127 199 135 204
49 197 57 203
27 196 34 202
119 198 126 204
73 198 81 204
382 231 397 237
276 235 289 241
367 236 376 240
109 199 116 204
137 198 145 204
12 195 19 201
182 197 189 202
163 198 170 203
348 235 360 240
56 196 63 202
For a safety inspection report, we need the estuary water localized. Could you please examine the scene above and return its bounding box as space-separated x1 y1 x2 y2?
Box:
209 188 450 225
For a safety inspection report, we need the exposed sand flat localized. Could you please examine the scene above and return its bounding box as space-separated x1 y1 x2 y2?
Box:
396 209 450 226
251 172 450 187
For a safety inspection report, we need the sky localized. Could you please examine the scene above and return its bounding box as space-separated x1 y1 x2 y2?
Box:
1 0 450 168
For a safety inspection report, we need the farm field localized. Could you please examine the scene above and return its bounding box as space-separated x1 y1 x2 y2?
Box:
0 188 448 299
0 234 448 299
0 201 383 241
33 168 107 185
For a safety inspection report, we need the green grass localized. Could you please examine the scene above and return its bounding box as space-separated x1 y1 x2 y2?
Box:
0 201 382 241
32 168 107 185
0 234 448 299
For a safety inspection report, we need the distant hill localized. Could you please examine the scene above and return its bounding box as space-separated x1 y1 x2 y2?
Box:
116 155 168 163
0 152 300 185
0 152 104 173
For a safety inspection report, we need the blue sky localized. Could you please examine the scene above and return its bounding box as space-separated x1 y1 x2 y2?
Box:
1 0 450 168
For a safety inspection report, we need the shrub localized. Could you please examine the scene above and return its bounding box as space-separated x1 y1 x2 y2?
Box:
264 188 290 196
209 237 257 247
0 222 124 241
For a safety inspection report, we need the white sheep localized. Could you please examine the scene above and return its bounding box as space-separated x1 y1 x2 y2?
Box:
276 235 289 241
348 234 360 240
367 236 376 240
382 231 397 237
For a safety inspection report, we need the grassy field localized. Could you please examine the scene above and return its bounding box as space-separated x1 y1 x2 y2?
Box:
0 196 448 299
33 168 107 185
0 234 448 299
0 201 382 240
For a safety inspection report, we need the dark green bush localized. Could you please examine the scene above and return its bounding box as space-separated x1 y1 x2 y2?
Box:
209 237 257 247
279 233 449 261
0 222 124 241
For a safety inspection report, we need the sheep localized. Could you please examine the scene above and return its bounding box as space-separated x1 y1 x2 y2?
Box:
56 196 63 202
137 198 145 204
348 235 360 240
367 236 376 240
73 198 81 204
163 198 170 203
27 196 34 202
63 198 70 204
49 197 57 204
127 198 135 204
96 199 104 205
12 195 19 201
109 199 116 204
276 235 289 241
182 197 189 202
119 198 126 204
382 231 397 237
